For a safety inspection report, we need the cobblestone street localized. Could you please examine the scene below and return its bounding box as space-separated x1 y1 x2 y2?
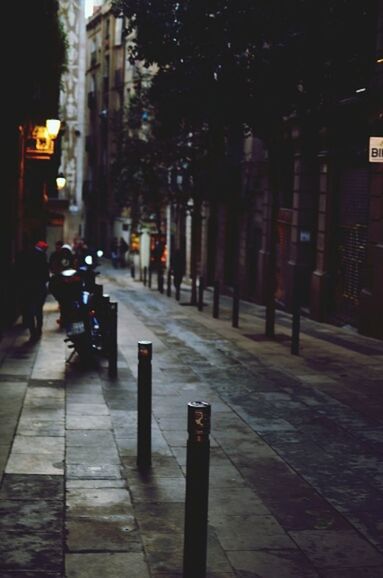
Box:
1 261 383 577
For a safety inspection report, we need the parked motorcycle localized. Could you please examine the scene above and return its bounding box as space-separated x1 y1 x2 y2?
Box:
49 249 105 364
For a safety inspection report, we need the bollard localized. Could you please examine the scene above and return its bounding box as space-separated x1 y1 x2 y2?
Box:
158 269 164 294
100 294 110 355
143 266 147 287
198 276 204 311
232 284 239 328
137 341 152 470
213 280 220 319
94 284 103 303
167 270 172 297
93 284 104 320
291 285 300 355
130 263 135 278
190 275 197 305
175 282 181 302
108 301 118 378
183 401 211 578
148 268 152 289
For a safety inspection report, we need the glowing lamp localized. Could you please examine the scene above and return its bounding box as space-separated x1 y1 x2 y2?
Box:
46 119 61 139
56 173 66 190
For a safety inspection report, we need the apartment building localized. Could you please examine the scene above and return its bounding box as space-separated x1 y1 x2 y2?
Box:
83 1 383 340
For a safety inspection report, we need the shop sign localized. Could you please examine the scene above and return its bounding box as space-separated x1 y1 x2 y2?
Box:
369 137 383 162
26 125 55 159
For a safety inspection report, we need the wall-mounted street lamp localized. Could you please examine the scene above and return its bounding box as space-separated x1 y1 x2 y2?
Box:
56 172 66 191
46 118 61 139
26 118 62 160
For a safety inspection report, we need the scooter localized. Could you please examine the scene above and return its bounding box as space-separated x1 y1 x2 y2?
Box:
49 250 104 364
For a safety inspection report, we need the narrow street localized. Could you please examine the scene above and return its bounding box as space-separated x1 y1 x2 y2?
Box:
1 261 383 577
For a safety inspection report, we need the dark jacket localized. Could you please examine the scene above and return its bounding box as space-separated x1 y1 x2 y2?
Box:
15 246 50 302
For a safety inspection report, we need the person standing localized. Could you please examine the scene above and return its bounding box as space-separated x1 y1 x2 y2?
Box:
119 237 128 268
16 240 50 343
172 248 185 301
49 240 64 274
48 242 75 327
111 237 119 268
49 241 74 274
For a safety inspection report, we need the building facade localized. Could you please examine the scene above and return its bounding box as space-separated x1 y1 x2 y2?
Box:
83 1 383 341
2 1 66 333
45 0 87 253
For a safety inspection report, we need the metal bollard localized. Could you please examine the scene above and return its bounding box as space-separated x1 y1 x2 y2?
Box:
94 284 103 303
198 276 204 311
100 294 110 355
183 401 211 578
108 302 118 378
291 287 300 355
232 284 239 328
213 280 220 319
93 284 104 321
190 274 197 305
167 270 172 297
175 282 181 302
158 269 164 293
148 268 152 289
137 341 152 470
131 263 135 278
143 266 147 286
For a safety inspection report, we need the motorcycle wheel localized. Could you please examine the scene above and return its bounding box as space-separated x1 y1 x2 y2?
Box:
72 334 97 366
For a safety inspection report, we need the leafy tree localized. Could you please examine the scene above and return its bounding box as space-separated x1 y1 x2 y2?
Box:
112 0 378 331
111 75 172 233
112 0 378 196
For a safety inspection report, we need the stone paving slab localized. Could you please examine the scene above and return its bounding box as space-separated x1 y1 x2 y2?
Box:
0 474 64 500
66 517 142 552
66 552 151 578
5 452 64 475
0 530 64 573
0 498 63 532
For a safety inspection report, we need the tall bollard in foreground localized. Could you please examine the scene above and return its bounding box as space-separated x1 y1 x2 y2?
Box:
143 266 147 286
137 341 152 470
183 401 211 578
108 301 118 378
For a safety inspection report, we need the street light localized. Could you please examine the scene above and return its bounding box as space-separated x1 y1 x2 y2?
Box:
25 118 62 160
56 172 66 190
46 118 61 139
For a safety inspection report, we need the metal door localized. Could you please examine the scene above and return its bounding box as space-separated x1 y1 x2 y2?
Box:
332 168 369 325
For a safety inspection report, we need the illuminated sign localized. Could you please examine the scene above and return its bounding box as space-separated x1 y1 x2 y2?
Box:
369 137 383 163
25 125 55 159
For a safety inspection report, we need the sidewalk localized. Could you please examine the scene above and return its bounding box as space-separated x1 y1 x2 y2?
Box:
1 262 383 577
